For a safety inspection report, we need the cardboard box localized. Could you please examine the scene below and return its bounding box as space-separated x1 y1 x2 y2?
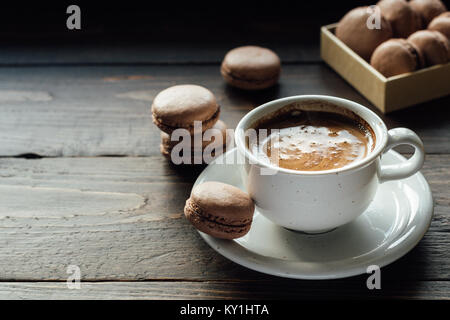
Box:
321 23 450 113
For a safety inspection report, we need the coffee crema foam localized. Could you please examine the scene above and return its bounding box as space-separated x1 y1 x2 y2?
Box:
248 102 375 171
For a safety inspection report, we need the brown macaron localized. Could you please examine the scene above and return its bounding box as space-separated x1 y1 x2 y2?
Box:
410 0 447 27
371 39 424 77
408 30 450 66
221 46 281 90
160 120 230 164
428 12 450 39
184 181 255 239
377 0 421 37
336 6 393 61
152 85 220 134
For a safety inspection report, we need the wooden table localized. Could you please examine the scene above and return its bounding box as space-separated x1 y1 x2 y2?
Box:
0 32 449 300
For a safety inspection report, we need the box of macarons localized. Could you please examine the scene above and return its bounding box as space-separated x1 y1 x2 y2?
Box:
321 0 450 113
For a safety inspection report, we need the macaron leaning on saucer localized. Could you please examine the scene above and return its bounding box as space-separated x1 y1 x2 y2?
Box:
408 29 450 66
371 39 424 77
184 181 255 239
410 0 447 27
336 6 393 61
151 84 220 134
221 46 281 90
377 0 421 38
428 12 450 39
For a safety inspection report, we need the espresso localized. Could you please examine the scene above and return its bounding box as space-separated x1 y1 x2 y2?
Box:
249 103 375 171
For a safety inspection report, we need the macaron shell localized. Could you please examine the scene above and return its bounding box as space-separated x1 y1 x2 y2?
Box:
408 30 450 66
336 6 393 61
410 0 447 27
151 85 220 132
371 39 421 77
221 46 281 90
184 199 251 240
428 12 450 39
377 0 421 37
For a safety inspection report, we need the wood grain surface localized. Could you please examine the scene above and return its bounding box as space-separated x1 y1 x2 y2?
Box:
0 65 448 157
0 154 447 280
0 280 449 300
0 44 448 299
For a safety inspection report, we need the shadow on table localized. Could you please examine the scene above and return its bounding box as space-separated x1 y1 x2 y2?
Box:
211 244 430 299
162 161 207 183
381 96 450 154
382 95 450 129
223 83 282 109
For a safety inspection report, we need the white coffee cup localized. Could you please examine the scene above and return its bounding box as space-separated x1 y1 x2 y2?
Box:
234 95 425 233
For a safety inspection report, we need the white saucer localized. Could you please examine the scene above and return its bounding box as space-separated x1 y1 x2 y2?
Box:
193 148 433 279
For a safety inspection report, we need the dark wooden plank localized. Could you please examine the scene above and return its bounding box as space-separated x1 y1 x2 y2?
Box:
0 280 448 300
0 43 319 66
0 64 448 157
0 155 447 282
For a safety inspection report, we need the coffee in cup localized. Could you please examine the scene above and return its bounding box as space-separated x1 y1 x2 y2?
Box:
248 101 376 172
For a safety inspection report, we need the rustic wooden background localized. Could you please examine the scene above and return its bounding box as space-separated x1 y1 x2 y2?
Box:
0 2 449 299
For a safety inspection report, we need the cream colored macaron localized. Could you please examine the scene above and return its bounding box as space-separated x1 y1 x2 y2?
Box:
152 84 220 134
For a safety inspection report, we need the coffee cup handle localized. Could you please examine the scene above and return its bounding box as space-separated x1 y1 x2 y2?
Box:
378 128 425 183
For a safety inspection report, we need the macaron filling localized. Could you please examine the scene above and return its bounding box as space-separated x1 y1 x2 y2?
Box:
184 181 255 239
152 106 221 133
408 30 450 66
404 41 424 69
161 141 228 154
221 65 280 84
185 199 252 227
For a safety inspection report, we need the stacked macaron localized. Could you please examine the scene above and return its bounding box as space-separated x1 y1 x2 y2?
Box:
336 0 449 78
152 84 229 165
